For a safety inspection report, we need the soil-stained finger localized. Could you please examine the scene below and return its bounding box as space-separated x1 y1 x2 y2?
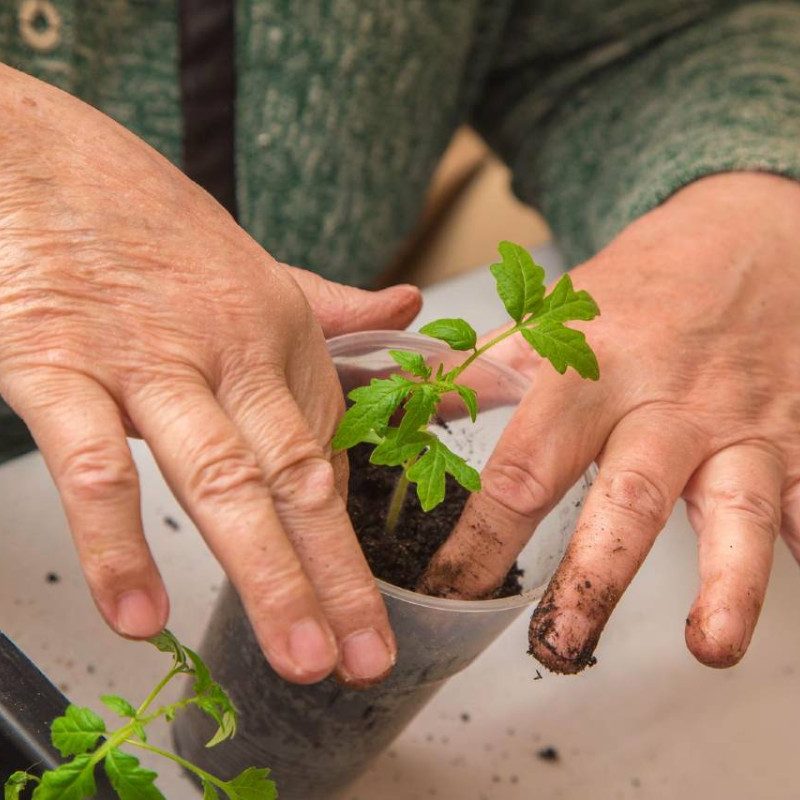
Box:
528 412 704 674
419 367 611 599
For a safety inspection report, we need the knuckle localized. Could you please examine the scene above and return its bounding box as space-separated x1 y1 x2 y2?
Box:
710 487 779 536
243 559 311 612
480 457 554 520
270 456 339 514
601 468 670 528
59 440 138 504
82 541 151 587
187 444 266 506
320 576 382 612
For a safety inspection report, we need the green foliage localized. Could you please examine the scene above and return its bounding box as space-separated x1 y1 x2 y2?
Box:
103 750 164 800
332 240 600 519
489 241 546 323
50 706 106 757
418 318 477 351
5 772 35 800
5 631 273 800
100 696 136 719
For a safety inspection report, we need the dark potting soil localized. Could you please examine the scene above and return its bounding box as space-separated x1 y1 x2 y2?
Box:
347 443 523 598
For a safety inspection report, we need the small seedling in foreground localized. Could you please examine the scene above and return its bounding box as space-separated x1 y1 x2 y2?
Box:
333 241 600 533
4 630 276 800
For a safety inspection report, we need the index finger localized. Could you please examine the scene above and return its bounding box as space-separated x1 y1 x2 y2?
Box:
419 367 612 598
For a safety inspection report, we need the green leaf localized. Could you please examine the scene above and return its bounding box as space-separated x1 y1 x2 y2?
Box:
202 781 218 800
332 375 414 450
223 767 277 800
521 322 600 380
419 318 477 351
454 384 478 422
131 722 148 743
535 274 600 323
101 695 137 719
50 705 106 757
388 349 431 379
5 772 36 800
489 241 546 323
184 648 238 747
32 756 95 800
406 441 447 511
148 629 190 672
104 750 166 800
397 385 439 439
184 646 213 693
440 443 482 493
406 438 481 511
370 429 432 467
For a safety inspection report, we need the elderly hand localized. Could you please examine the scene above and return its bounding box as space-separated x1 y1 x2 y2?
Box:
0 64 421 686
422 171 800 673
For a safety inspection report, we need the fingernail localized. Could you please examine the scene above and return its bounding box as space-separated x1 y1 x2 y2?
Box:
341 628 395 681
288 618 338 676
116 590 160 638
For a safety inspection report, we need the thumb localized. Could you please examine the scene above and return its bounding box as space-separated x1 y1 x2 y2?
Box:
283 265 422 337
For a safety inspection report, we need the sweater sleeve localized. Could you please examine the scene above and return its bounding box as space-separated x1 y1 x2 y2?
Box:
472 1 800 266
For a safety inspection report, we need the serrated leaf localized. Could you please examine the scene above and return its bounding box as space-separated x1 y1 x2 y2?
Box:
32 755 95 800
224 767 277 800
406 441 447 511
104 750 166 800
489 241 546 323
5 771 36 800
440 443 482 493
419 318 477 351
50 705 106 757
397 385 439 439
148 630 189 672
185 646 213 693
101 695 137 719
332 375 414 449
521 322 599 380
535 274 600 323
407 438 482 510
454 384 478 422
388 349 431 378
183 649 238 748
370 429 432 467
202 781 218 800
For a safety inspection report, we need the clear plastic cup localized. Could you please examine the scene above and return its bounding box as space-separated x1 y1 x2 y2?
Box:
173 332 594 799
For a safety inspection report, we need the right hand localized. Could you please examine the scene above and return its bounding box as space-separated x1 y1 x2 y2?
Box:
0 64 421 685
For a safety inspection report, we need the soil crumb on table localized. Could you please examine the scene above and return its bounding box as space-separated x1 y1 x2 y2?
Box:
537 746 560 763
347 443 523 597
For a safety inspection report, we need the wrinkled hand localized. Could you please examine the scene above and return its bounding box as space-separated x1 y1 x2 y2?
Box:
0 64 421 685
422 172 800 673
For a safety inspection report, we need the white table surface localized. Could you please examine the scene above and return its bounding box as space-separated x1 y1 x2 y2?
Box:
2 245 799 800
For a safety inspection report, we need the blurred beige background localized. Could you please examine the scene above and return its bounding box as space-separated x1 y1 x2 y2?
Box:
383 126 551 287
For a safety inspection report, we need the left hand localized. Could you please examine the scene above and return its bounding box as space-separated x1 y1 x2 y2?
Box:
420 172 800 673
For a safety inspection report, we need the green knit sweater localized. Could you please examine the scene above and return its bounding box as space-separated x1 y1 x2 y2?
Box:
1 0 799 460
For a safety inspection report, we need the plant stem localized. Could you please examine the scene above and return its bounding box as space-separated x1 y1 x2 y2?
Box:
385 456 415 535
136 666 180 717
447 324 522 381
125 739 230 794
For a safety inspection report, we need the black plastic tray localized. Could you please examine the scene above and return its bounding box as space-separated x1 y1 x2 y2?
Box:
0 633 114 796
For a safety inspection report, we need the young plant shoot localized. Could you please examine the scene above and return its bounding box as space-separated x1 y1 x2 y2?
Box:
4 630 276 800
332 241 600 533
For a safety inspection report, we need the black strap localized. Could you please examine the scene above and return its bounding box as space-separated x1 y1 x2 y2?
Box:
179 0 238 218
